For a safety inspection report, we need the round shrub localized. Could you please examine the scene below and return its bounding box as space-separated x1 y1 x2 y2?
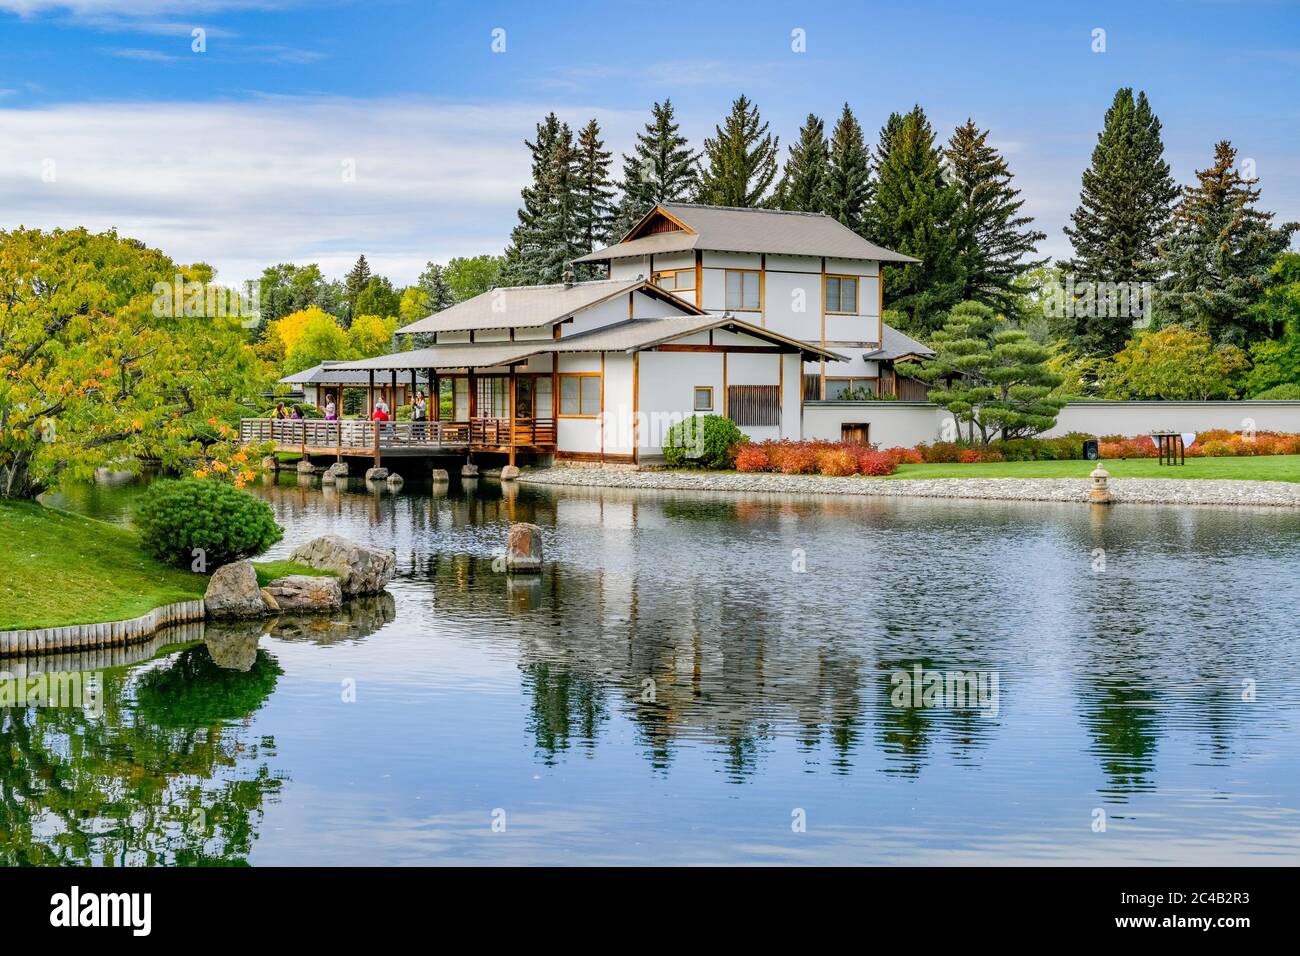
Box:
663 415 746 470
135 478 283 568
1252 383 1300 400
1199 439 1233 457
884 446 923 465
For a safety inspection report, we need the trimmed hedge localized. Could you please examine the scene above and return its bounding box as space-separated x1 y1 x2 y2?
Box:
663 415 746 470
134 478 283 569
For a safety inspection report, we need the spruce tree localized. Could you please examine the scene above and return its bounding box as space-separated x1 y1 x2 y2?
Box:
344 254 371 321
611 99 699 237
573 118 616 276
417 261 455 313
823 103 873 236
696 94 779 208
774 113 830 213
1063 88 1179 355
869 106 967 334
501 113 582 286
1158 140 1298 345
947 119 1047 314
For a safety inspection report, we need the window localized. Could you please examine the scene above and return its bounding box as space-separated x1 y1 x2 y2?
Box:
693 386 714 412
725 269 761 311
825 275 859 314
558 374 601 417
727 385 780 427
825 377 878 400
655 269 696 293
841 423 870 444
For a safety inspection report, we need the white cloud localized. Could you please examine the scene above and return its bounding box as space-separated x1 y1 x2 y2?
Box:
102 46 180 62
0 1 293 16
0 96 643 285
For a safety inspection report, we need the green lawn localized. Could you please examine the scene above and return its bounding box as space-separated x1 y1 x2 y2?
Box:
888 454 1300 482
1 500 208 630
0 501 332 630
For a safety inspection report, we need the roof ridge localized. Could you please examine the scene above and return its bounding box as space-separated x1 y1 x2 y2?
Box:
661 201 833 220
489 277 630 292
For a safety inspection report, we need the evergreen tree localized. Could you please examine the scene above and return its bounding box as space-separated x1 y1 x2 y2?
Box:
611 99 700 237
823 103 873 236
344 254 371 321
774 113 830 213
696 94 779 208
573 118 616 276
947 119 1047 314
868 106 967 333
1063 88 1179 355
501 113 582 286
417 261 456 313
1157 141 1298 345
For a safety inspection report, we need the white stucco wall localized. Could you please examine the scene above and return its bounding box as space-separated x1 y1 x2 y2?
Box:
802 401 1300 447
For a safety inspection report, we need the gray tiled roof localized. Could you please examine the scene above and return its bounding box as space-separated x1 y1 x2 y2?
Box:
574 203 919 264
867 324 935 361
395 277 703 335
279 362 428 385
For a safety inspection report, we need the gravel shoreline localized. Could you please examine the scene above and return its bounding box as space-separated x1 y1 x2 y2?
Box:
518 467 1300 508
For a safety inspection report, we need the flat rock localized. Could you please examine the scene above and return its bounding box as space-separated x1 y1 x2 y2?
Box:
289 534 396 595
265 574 344 611
505 522 543 573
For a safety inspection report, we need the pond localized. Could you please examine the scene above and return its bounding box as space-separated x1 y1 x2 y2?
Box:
11 471 1300 865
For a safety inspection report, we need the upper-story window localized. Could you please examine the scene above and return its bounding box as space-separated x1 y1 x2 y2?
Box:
825 275 859 314
725 269 761 311
654 268 695 293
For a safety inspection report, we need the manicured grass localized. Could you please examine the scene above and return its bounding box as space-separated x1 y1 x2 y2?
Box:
0 500 208 630
252 560 335 587
888 454 1300 483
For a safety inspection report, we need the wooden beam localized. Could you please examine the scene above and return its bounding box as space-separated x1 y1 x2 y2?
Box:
654 344 781 353
368 370 375 417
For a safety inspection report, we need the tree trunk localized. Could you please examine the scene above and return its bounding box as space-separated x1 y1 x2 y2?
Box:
0 454 42 500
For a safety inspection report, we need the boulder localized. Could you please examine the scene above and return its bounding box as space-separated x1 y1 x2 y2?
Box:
461 462 479 478
430 468 450 483
205 561 279 618
262 455 280 472
365 467 389 481
265 574 344 612
505 522 543 574
289 534 396 596
296 459 316 474
385 472 404 489
500 464 520 481
327 461 349 477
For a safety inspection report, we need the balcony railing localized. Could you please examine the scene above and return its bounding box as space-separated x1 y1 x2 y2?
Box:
239 417 555 452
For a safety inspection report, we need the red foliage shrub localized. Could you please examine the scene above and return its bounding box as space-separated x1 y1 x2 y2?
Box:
856 450 896 476
958 449 982 464
884 446 924 465
816 448 859 476
776 443 820 474
734 444 771 472
918 441 965 463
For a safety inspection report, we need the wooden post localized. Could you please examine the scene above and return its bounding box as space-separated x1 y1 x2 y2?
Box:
390 368 398 412
372 417 381 468
368 370 375 417
508 366 517 466
430 368 439 421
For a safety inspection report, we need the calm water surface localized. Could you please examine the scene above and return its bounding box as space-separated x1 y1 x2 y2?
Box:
13 472 1300 865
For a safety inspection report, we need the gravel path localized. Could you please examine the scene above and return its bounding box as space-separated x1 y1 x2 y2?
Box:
518 468 1300 508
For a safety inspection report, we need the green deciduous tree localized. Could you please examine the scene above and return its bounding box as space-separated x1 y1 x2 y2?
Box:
0 227 263 499
869 106 968 334
696 94 779 208
1156 141 1298 345
947 119 1047 314
915 301 1064 442
283 308 355 374
611 99 700 237
444 254 503 302
1063 88 1179 355
774 113 830 213
353 275 400 319
823 103 873 236
1102 325 1248 400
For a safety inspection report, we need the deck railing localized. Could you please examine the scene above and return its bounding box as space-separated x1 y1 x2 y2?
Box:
239 417 555 451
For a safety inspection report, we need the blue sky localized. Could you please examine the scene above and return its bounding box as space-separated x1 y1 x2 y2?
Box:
1 0 1297 286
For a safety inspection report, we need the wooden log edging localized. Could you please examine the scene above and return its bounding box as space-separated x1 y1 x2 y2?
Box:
0 599 206 658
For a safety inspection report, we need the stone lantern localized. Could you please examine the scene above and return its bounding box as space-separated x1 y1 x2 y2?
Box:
1089 463 1113 505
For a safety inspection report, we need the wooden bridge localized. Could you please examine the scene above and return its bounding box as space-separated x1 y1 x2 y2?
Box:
240 417 556 465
